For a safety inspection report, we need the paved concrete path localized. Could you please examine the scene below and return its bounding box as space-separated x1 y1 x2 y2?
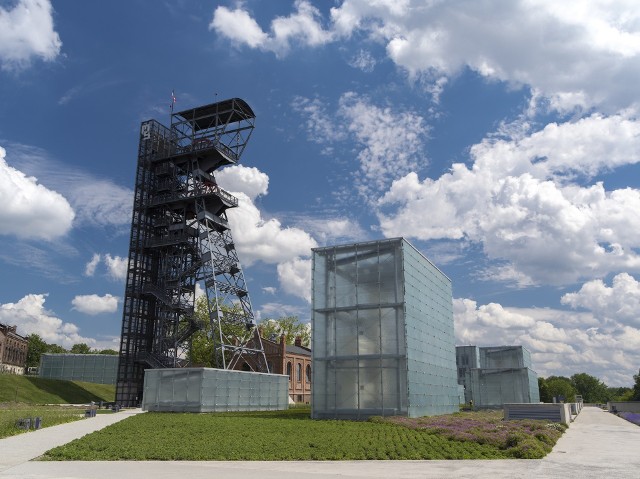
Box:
0 408 144 473
1 406 638 478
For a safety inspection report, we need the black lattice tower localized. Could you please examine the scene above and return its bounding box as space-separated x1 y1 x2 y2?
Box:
116 98 268 407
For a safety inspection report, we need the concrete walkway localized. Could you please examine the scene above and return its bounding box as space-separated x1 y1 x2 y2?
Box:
0 406 639 479
0 408 144 473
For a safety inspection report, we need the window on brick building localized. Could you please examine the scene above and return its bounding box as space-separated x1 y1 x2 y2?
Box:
296 363 302 382
286 362 292 381
306 364 311 383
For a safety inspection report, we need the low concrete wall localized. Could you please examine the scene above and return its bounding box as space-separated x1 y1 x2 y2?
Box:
504 403 572 425
608 401 640 413
142 367 289 413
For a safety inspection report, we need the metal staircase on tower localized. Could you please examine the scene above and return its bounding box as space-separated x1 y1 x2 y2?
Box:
116 98 268 407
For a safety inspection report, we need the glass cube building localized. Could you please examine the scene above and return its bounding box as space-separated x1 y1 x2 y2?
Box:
456 345 540 406
142 368 289 412
39 354 118 385
312 238 460 419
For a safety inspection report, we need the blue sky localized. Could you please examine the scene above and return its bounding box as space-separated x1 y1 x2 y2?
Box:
1 0 640 386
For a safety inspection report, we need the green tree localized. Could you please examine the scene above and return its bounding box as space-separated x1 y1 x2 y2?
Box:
188 296 250 367
26 334 47 368
259 316 310 347
633 370 640 401
545 376 577 402
70 343 93 354
571 373 609 403
538 377 551 403
26 335 69 367
47 344 68 354
97 348 119 355
608 387 633 402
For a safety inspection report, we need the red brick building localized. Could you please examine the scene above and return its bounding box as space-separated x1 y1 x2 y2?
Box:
0 323 28 374
238 334 312 404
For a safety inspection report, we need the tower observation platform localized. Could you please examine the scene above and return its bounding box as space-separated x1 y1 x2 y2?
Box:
116 98 268 407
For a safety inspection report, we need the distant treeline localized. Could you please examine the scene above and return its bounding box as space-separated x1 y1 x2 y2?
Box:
539 372 640 403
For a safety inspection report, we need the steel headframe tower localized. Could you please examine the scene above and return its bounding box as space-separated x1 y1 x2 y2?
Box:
116 97 268 407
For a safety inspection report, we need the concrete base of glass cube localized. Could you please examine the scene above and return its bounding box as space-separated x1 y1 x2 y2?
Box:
142 368 289 412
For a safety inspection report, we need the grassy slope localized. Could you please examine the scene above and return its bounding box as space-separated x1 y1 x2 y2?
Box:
43 409 565 461
0 404 89 439
0 375 115 404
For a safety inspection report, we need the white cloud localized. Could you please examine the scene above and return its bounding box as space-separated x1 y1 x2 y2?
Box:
294 92 429 201
0 294 96 348
348 49 377 72
262 287 277 295
81 253 127 281
0 0 62 70
216 165 269 200
210 4 268 49
227 191 317 266
257 302 308 321
0 146 75 240
337 0 640 112
223 0 640 112
66 179 132 229
71 294 119 315
277 257 312 302
104 254 127 281
6 142 133 231
378 113 640 286
84 253 101 277
287 216 367 245
453 297 640 386
211 0 332 57
561 273 640 326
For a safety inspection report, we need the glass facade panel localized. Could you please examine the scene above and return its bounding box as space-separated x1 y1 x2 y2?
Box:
142 368 288 412
457 345 540 406
312 238 459 419
39 354 118 385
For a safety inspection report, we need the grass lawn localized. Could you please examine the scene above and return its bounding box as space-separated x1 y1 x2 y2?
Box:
42 408 566 461
0 375 115 404
0 404 89 439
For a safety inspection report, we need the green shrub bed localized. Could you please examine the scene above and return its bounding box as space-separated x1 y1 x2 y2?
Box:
380 410 567 459
42 408 565 461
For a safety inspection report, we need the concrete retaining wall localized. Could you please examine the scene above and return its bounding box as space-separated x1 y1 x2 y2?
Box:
608 401 640 413
504 403 572 424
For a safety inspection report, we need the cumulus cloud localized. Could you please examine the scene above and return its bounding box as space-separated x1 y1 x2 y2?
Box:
225 191 317 266
211 0 332 57
84 253 101 277
561 273 640 326
216 165 269 200
6 142 133 231
0 294 96 348
294 92 429 200
217 0 640 112
378 113 640 286
71 294 119 315
83 253 127 281
454 296 640 386
212 165 319 300
277 257 312 302
104 254 127 281
0 0 62 70
0 146 75 240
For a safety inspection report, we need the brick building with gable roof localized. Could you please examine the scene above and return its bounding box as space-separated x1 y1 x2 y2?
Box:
240 333 312 404
0 323 28 374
